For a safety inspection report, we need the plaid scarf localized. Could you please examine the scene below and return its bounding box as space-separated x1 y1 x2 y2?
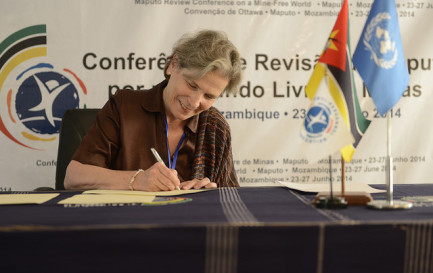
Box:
191 107 239 187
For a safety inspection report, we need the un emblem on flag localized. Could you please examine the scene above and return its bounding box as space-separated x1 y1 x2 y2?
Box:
362 12 398 69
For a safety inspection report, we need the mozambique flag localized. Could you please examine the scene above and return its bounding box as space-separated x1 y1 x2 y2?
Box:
300 0 370 162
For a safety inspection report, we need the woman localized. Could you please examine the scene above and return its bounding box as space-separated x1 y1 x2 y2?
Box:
64 30 242 191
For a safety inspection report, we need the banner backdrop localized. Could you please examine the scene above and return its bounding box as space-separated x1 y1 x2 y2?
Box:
1 0 432 190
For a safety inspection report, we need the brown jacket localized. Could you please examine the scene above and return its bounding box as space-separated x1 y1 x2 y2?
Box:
72 80 238 187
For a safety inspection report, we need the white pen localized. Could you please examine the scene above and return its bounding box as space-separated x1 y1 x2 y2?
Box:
150 147 181 191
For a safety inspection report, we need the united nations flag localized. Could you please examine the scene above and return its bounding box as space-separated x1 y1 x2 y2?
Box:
353 0 410 116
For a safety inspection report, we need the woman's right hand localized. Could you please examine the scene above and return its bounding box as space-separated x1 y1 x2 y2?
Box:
134 162 181 191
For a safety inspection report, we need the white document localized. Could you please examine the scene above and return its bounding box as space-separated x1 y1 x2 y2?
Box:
58 194 155 205
83 189 209 196
0 193 59 205
277 181 385 194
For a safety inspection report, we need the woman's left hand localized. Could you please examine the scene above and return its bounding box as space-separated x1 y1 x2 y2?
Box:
180 177 217 190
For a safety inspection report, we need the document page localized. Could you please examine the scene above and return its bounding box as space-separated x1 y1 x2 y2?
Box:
58 194 155 205
277 181 385 194
83 189 209 196
0 193 59 205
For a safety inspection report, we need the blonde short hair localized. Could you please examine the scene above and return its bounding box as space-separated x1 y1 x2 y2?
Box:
165 30 242 95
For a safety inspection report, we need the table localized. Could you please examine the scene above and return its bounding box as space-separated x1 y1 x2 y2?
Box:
1 185 432 273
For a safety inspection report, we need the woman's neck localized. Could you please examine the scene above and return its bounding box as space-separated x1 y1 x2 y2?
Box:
165 111 187 129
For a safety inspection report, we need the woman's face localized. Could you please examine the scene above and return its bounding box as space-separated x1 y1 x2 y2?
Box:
163 58 228 122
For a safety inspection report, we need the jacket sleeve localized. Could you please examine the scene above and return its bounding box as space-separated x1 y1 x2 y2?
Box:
71 92 123 168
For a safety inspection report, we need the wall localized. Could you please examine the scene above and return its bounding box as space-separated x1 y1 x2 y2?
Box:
1 0 432 190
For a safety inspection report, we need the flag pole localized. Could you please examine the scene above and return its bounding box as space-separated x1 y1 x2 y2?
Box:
341 157 345 196
367 111 412 210
386 112 393 205
335 154 372 206
329 155 334 198
314 155 347 209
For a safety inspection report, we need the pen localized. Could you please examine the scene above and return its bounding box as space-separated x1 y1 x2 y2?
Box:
150 147 181 191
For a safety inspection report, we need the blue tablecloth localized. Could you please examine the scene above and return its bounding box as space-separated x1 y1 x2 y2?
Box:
0 185 432 273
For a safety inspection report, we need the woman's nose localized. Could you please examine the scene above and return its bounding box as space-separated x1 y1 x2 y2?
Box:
189 92 202 109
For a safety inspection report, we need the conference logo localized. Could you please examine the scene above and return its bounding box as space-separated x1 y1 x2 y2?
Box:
302 96 338 143
362 12 397 69
0 25 87 150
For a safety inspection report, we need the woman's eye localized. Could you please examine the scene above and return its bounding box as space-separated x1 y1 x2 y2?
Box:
187 82 198 90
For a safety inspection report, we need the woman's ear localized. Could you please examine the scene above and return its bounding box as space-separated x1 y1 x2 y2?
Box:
166 55 178 76
170 55 179 68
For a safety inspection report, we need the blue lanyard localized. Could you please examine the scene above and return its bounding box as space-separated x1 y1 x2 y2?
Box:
165 114 186 169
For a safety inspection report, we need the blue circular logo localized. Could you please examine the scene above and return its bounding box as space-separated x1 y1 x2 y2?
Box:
304 106 330 134
15 71 80 135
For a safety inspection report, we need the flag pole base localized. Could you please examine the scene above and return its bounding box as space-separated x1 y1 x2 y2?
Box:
367 200 413 210
313 192 372 206
314 196 348 209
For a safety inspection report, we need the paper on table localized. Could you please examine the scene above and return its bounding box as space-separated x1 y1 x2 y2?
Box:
277 181 385 194
0 193 59 205
83 189 209 196
58 194 155 205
